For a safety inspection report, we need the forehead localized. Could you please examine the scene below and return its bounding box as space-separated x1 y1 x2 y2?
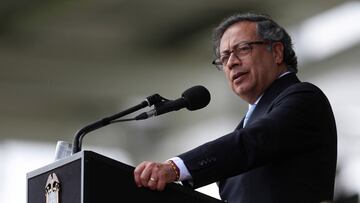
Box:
219 21 258 52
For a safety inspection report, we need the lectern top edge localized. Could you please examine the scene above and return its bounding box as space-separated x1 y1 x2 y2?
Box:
26 150 86 179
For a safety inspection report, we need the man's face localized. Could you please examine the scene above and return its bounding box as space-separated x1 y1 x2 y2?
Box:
219 21 286 104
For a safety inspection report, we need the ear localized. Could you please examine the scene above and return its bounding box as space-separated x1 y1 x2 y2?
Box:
272 42 284 65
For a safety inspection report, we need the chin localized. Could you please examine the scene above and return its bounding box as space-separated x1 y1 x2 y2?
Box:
234 87 252 101
233 85 246 95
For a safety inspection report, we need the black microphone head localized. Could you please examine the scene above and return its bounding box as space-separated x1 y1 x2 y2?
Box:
181 85 211 111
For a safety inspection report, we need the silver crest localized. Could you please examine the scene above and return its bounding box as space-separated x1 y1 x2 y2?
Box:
45 173 60 203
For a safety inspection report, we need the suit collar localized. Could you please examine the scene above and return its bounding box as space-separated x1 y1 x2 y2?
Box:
236 73 300 129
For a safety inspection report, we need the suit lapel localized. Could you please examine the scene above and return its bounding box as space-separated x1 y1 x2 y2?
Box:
235 117 245 129
243 73 300 127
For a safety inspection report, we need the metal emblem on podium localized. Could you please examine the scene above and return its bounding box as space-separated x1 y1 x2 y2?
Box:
45 173 60 203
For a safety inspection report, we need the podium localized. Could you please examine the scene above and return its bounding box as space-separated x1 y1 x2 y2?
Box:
27 150 224 203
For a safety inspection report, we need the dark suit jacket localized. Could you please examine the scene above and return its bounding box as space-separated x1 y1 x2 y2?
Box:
179 73 337 203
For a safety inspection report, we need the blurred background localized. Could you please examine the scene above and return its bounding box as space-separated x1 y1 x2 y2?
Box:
1 0 360 202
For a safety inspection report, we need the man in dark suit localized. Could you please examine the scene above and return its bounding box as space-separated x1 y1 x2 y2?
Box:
134 12 337 203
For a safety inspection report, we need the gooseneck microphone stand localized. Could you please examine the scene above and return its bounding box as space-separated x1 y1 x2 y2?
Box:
72 94 167 154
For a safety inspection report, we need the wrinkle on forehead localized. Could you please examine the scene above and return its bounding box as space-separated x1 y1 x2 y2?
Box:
219 21 258 54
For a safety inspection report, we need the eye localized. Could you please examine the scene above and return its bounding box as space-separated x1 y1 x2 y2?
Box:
236 45 252 54
220 55 230 64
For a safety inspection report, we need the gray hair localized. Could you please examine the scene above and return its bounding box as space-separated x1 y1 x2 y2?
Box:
213 12 298 73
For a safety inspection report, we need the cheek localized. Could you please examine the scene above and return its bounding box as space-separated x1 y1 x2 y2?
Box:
224 70 231 82
224 71 235 89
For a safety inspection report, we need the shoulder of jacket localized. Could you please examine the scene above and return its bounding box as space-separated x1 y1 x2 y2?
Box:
282 81 322 94
272 82 326 105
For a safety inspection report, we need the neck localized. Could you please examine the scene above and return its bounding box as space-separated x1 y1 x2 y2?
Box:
243 66 290 104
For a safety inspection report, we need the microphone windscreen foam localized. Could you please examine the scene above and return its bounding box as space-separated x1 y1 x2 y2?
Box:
181 85 211 111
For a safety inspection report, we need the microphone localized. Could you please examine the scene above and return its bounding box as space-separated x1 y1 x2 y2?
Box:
72 93 166 154
71 86 210 154
135 85 211 120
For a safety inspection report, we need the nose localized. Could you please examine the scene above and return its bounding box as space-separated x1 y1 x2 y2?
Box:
226 52 241 70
